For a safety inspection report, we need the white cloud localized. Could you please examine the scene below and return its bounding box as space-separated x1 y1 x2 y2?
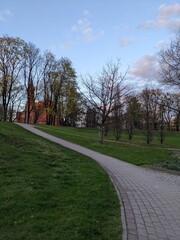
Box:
166 19 180 32
83 27 96 41
83 10 91 17
0 9 12 21
83 28 104 42
70 10 104 42
130 54 160 81
138 20 156 29
158 3 180 18
119 37 134 47
154 40 166 49
58 10 104 51
138 3 180 32
71 18 90 32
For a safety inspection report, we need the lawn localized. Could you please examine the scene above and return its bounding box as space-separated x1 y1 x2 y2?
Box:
0 122 122 240
35 125 180 168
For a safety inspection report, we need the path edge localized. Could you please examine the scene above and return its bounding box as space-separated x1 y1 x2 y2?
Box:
109 175 128 240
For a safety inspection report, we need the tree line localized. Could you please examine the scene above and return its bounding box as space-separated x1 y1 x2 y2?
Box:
0 36 81 125
81 32 179 143
0 33 179 144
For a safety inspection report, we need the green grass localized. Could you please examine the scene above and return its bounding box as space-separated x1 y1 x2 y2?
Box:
35 125 179 167
117 129 180 149
36 125 180 149
0 122 122 240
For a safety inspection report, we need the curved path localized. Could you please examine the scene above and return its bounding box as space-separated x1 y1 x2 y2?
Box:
16 123 180 240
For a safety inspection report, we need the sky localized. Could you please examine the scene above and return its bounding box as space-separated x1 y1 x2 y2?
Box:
0 0 180 90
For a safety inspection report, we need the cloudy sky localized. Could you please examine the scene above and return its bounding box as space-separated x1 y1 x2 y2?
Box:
0 0 180 90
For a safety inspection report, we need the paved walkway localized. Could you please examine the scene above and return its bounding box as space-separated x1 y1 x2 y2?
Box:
16 123 180 240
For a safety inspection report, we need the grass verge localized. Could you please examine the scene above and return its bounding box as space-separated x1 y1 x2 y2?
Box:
0 122 122 240
35 125 179 168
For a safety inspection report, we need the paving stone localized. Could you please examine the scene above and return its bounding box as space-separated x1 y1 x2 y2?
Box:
128 234 138 240
137 227 148 235
146 227 157 235
138 236 148 240
148 234 159 240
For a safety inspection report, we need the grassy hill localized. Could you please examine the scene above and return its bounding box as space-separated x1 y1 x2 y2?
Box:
0 122 121 240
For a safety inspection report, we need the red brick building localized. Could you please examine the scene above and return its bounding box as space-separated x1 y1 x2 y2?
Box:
16 99 60 125
16 83 60 125
16 101 60 126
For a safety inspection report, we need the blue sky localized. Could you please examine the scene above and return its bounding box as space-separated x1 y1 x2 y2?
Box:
0 0 180 89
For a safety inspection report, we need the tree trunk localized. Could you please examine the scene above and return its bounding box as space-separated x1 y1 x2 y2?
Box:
176 112 180 131
128 125 133 140
3 106 7 122
98 125 104 144
115 128 121 141
159 105 165 144
26 97 30 124
9 104 14 122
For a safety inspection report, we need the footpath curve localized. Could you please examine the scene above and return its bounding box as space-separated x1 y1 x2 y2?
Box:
16 123 180 240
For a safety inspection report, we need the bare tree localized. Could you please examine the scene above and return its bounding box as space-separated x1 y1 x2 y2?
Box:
85 107 98 128
112 84 124 140
140 88 154 144
125 95 142 140
159 32 180 89
8 84 24 121
41 51 57 124
23 42 41 124
170 93 180 131
81 59 129 144
151 91 180 131
163 96 175 131
0 36 26 121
